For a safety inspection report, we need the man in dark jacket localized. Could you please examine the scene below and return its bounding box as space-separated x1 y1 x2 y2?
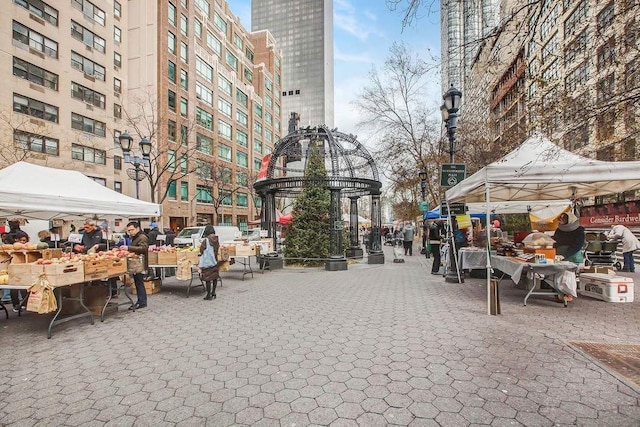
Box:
74 219 106 253
147 222 160 246
121 221 149 309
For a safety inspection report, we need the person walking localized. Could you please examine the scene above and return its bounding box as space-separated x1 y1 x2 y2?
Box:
402 221 415 256
607 224 640 272
199 225 220 300
121 221 149 309
429 221 444 274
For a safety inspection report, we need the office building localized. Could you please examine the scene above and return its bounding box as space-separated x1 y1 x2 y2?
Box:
252 0 334 128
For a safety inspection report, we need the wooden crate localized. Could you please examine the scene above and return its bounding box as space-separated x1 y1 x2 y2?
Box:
127 257 145 274
235 245 258 257
6 251 42 264
176 251 199 264
42 249 63 260
157 251 177 265
43 261 85 287
130 278 162 295
8 262 42 287
84 259 109 281
147 251 159 266
107 258 127 276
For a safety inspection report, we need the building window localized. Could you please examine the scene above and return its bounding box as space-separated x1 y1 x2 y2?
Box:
114 51 121 68
596 73 615 103
625 59 639 91
71 143 106 164
114 104 122 119
181 182 188 201
236 110 248 127
214 12 227 34
597 37 616 71
218 97 232 117
71 82 105 108
254 104 262 118
89 176 106 186
114 26 121 44
265 129 273 142
254 158 262 170
218 143 232 162
236 151 248 168
196 185 213 203
168 2 176 26
12 57 58 90
236 130 248 147
254 139 262 154
195 0 209 14
114 155 122 170
181 125 188 145
71 0 105 26
71 113 106 137
236 192 248 207
218 74 232 96
597 109 615 140
168 120 176 141
265 111 273 126
168 60 176 83
180 155 187 172
564 0 588 38
195 81 213 106
71 51 105 81
196 56 213 82
168 31 176 55
114 181 122 193
196 133 213 155
236 89 248 107
180 42 188 63
220 190 232 206
597 2 615 33
180 69 188 90
13 93 58 123
168 150 176 171
207 31 221 56
168 180 177 200
180 14 188 36
218 120 232 140
254 121 263 136
12 21 58 58
196 107 213 130
244 67 253 83
180 97 188 117
225 50 238 71
196 160 213 180
168 90 176 112
71 21 106 52
114 1 121 18
245 48 254 62
14 130 59 155
14 0 58 26
114 77 121 93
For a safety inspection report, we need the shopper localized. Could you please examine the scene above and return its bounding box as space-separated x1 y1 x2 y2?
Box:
199 225 220 300
402 221 415 256
147 222 160 246
121 221 149 309
429 221 444 274
607 224 640 272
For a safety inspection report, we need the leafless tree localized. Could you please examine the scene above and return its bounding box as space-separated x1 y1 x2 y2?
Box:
0 111 54 168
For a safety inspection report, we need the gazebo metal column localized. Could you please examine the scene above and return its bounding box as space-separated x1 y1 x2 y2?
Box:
346 196 363 259
326 188 348 271
368 191 384 264
264 191 278 251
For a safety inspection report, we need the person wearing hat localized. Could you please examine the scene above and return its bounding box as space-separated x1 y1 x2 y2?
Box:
147 221 160 246
553 212 585 303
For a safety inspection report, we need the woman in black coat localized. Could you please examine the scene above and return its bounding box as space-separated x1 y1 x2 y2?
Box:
199 225 220 300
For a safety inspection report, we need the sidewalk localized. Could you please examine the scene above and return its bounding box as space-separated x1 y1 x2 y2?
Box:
0 245 638 426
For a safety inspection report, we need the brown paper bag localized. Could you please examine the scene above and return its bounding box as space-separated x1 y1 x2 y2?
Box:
176 258 192 280
27 274 58 314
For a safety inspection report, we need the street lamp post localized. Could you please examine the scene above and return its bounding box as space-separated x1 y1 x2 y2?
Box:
418 168 429 259
418 168 427 201
441 85 463 284
118 131 151 200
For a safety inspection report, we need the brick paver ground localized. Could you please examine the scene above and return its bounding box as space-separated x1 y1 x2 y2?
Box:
1 245 639 426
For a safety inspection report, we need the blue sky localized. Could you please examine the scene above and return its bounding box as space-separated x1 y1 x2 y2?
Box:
226 0 441 136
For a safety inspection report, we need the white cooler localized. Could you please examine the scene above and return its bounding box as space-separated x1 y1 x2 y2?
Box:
578 273 634 302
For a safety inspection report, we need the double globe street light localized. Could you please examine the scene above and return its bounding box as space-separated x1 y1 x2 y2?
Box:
118 131 151 200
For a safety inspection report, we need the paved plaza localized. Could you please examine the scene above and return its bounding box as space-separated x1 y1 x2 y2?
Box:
1 245 639 426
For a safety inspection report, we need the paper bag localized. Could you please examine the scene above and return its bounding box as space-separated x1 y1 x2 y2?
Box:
176 258 193 280
27 274 58 314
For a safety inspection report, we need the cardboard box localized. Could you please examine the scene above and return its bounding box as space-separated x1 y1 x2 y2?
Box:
107 258 127 277
59 283 107 316
581 266 615 275
84 259 109 281
147 251 158 266
157 251 177 265
579 273 634 302
524 247 556 260
130 278 162 295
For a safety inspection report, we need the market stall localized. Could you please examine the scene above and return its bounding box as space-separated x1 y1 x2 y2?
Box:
445 133 640 312
0 162 161 337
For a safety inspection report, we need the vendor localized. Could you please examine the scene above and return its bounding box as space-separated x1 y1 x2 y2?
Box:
74 219 107 254
553 212 584 264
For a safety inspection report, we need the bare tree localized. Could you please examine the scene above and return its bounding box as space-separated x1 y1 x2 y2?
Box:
354 42 445 210
0 110 55 168
119 90 201 204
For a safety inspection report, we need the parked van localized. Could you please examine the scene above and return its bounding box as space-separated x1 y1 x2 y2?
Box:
173 225 241 247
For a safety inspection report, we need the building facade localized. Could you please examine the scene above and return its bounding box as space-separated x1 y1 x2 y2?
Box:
252 0 334 128
1 0 283 232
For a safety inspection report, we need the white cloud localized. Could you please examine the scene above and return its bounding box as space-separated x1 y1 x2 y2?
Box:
334 47 374 64
334 0 377 42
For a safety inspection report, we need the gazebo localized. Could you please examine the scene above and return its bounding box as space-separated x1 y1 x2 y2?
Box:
253 124 384 270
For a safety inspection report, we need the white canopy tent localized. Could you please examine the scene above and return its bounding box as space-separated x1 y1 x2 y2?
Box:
445 133 640 313
0 162 161 220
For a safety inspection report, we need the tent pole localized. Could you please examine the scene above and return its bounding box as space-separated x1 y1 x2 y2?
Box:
486 182 491 315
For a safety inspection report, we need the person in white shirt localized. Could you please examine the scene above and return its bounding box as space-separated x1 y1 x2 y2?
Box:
607 224 640 272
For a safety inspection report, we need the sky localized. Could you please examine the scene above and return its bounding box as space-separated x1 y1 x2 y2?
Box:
226 0 442 138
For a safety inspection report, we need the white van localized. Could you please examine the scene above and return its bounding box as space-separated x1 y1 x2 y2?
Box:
173 225 241 247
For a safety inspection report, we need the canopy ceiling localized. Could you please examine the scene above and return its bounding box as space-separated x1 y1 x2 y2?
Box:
445 133 640 203
0 162 161 220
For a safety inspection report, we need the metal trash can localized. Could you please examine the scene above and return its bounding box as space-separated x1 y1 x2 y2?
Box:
260 252 283 270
